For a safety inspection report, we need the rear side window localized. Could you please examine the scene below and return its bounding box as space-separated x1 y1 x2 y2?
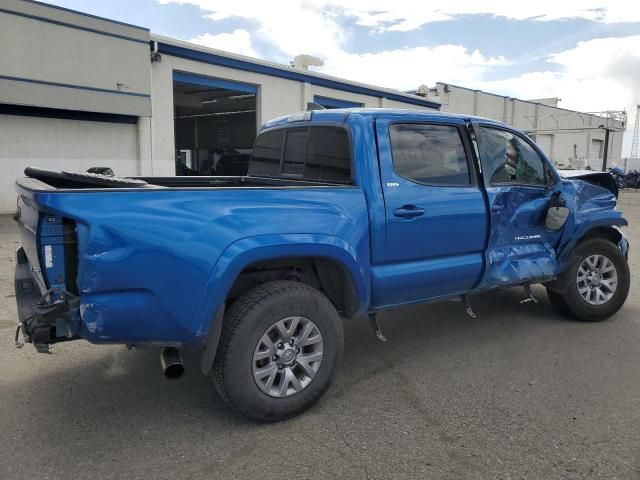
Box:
249 129 283 177
248 126 351 183
389 124 471 185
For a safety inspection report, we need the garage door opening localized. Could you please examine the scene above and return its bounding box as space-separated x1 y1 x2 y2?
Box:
173 71 257 176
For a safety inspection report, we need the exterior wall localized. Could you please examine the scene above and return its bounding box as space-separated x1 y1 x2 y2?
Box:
309 85 425 110
428 83 625 169
0 0 151 116
379 97 428 110
0 114 138 210
149 51 435 176
149 53 306 176
0 3 436 211
476 93 505 121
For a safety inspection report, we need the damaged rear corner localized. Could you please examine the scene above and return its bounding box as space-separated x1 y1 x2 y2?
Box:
14 212 82 353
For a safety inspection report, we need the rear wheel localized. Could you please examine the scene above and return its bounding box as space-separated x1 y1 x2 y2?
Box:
547 238 629 322
212 281 343 422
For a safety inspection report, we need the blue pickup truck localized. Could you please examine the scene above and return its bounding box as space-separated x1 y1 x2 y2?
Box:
14 109 630 421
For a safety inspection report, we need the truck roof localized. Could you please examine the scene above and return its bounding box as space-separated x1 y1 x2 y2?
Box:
262 108 509 130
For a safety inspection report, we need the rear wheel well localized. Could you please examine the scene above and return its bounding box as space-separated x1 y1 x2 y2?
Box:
226 257 358 318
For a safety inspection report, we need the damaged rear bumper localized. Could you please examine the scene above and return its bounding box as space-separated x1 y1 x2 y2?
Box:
14 246 80 353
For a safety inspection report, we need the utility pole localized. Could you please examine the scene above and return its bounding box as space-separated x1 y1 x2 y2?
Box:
631 104 640 160
601 127 610 172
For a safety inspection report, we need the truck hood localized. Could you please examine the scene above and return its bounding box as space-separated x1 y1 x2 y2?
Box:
557 169 618 197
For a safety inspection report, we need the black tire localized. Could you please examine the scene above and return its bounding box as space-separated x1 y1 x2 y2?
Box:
212 281 343 422
546 289 573 317
548 238 630 322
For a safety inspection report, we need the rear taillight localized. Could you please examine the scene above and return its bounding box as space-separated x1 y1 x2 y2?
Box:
39 215 78 296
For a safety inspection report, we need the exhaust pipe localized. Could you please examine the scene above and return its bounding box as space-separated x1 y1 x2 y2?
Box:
160 347 184 379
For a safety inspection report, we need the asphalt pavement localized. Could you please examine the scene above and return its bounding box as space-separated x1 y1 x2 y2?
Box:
1 193 639 480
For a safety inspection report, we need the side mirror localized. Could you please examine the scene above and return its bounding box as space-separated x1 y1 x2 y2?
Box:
545 206 569 231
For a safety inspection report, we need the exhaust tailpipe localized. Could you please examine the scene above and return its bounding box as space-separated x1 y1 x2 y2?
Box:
160 347 184 379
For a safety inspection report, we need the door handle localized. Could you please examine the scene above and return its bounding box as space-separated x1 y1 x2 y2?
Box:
393 205 425 219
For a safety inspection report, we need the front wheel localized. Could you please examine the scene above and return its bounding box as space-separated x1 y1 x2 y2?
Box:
547 238 630 322
212 281 343 422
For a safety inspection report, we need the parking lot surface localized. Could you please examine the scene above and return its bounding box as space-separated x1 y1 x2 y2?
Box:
1 193 639 480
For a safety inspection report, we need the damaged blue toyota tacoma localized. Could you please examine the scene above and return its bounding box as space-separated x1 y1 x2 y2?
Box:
14 109 630 422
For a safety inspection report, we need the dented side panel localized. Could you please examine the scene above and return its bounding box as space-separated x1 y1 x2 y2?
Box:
555 179 627 266
476 186 562 288
477 178 626 289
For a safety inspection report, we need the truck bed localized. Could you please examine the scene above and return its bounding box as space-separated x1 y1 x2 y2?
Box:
20 167 349 191
14 170 368 346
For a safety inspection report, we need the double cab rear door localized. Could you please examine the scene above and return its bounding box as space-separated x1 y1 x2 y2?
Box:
370 114 562 309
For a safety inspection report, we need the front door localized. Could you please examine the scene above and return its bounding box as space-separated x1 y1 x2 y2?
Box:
371 117 488 308
471 122 565 288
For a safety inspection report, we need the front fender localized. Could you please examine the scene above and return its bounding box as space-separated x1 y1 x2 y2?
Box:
557 214 628 269
189 234 371 341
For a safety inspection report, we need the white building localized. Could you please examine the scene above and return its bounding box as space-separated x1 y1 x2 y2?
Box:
420 83 626 171
0 0 437 212
0 1 627 213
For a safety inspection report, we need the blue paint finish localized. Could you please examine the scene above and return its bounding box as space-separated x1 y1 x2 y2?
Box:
193 234 371 337
173 71 257 94
477 185 561 287
314 95 364 109
156 42 440 109
14 109 629 349
554 178 627 267
373 115 488 301
0 75 151 98
370 253 484 308
28 186 369 343
0 7 149 44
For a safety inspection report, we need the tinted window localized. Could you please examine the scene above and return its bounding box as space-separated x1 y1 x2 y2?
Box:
249 129 283 177
479 127 546 186
248 126 351 183
305 127 351 182
282 129 308 176
390 124 470 185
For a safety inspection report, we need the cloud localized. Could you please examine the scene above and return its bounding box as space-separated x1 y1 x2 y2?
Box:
166 0 346 59
189 29 257 57
163 0 640 43
477 36 640 113
342 0 640 32
166 0 639 154
321 46 507 90
475 36 640 156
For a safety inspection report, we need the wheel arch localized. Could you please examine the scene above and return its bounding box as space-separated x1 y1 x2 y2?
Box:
192 234 370 343
549 222 628 294
558 216 628 266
